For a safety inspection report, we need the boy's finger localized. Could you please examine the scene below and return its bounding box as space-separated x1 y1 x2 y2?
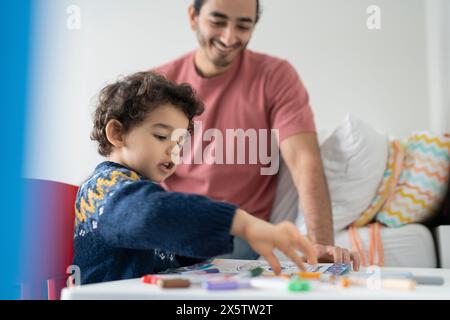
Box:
285 249 306 271
282 223 317 265
262 251 282 275
295 234 317 265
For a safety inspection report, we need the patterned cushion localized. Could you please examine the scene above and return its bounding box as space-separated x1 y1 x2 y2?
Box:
376 132 450 227
353 140 404 227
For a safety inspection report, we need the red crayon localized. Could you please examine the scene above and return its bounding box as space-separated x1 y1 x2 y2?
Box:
142 275 160 284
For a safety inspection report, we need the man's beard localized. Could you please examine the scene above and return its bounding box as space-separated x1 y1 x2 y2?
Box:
211 54 233 68
196 30 248 68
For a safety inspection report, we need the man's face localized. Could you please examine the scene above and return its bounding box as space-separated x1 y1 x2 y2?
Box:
191 0 257 68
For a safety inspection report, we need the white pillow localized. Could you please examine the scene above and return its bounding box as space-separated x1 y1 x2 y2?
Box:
296 114 388 232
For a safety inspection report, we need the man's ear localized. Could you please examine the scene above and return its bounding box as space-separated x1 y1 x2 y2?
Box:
188 5 198 31
105 119 125 148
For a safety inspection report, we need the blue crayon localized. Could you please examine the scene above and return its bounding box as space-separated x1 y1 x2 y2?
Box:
204 268 220 274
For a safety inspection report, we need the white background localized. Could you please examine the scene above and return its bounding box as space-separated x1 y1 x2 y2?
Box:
25 0 449 185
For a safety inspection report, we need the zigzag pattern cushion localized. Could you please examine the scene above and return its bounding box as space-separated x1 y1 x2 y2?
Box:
353 140 404 227
376 132 450 227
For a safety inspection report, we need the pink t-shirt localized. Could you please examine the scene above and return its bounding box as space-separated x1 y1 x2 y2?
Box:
154 50 316 221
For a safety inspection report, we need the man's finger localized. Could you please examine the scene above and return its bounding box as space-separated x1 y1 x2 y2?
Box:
342 248 351 264
333 247 343 264
351 251 361 271
262 251 282 275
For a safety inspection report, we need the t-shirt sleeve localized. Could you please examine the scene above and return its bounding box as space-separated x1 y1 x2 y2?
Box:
266 60 316 143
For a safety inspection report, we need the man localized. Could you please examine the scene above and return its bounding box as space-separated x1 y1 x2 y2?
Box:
154 0 359 269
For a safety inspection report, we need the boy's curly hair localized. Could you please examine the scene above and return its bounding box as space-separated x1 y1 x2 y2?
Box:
91 71 204 156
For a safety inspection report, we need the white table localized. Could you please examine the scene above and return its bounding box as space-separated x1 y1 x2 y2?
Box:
61 260 450 300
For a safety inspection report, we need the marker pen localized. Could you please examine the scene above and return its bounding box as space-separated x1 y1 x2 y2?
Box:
341 277 416 291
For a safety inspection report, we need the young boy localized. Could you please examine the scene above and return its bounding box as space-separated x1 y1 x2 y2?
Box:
74 71 317 284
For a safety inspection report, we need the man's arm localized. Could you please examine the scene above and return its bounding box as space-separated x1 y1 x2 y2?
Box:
279 133 360 270
279 132 334 245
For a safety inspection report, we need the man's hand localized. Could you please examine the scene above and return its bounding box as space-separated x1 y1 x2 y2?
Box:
313 244 360 271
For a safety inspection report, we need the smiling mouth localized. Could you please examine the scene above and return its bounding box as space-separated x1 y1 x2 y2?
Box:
212 40 239 54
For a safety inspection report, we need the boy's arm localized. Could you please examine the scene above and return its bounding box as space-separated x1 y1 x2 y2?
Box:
98 178 319 272
98 180 237 258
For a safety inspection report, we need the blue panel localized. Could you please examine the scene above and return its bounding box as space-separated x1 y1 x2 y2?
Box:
0 0 32 299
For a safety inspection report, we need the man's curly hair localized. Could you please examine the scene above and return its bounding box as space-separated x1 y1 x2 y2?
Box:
91 71 204 156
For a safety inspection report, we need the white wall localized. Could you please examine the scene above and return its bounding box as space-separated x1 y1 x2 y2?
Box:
426 0 450 134
25 0 444 185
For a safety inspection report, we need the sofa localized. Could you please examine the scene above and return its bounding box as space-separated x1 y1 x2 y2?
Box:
269 115 450 268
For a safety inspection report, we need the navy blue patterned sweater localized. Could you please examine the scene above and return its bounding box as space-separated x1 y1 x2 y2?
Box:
74 161 237 284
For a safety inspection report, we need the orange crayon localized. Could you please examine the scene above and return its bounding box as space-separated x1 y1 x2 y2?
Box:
295 272 322 279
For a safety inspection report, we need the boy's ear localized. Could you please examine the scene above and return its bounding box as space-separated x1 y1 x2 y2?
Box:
188 5 198 31
105 119 125 148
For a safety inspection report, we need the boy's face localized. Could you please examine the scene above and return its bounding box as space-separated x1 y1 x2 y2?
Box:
118 104 189 182
191 0 256 69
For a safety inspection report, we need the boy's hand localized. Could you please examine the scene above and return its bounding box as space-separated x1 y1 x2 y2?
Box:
231 209 317 274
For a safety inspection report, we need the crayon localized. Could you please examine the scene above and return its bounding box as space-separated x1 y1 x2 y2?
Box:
295 272 321 279
341 277 416 291
288 277 311 292
411 276 444 285
181 268 220 275
203 279 250 291
142 275 159 284
233 267 264 279
250 277 290 290
156 278 191 288
295 272 336 283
